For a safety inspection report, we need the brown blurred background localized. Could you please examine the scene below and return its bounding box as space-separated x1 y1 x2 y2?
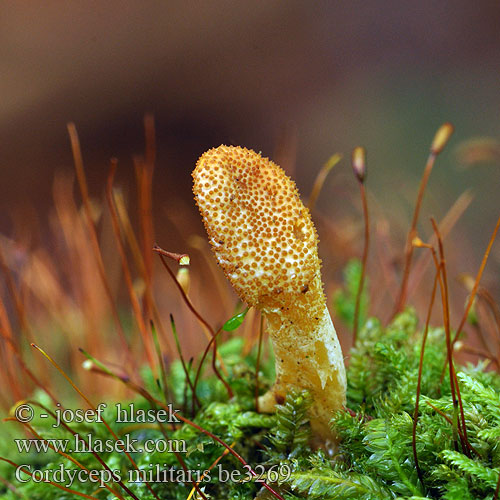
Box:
1 1 499 339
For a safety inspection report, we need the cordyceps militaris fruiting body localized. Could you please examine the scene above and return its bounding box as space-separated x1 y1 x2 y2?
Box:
192 145 346 442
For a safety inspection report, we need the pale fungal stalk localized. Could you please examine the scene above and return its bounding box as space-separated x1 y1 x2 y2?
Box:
193 145 346 441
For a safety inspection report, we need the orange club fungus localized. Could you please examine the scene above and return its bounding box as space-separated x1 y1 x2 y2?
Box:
193 145 346 442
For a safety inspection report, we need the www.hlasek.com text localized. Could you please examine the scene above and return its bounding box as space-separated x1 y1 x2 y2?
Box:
15 434 186 454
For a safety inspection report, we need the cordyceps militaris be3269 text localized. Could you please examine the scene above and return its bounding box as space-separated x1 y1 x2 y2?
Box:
192 145 346 443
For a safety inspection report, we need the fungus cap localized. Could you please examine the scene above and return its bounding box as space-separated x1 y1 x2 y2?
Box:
193 145 320 307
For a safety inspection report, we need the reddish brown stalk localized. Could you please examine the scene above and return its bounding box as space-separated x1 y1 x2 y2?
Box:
0 332 57 404
154 246 190 265
105 159 155 370
411 255 440 490
408 190 473 300
0 343 20 405
414 237 460 450
429 219 471 457
477 288 500 341
0 245 29 334
155 248 228 374
113 190 146 273
425 400 454 426
211 334 234 399
393 123 454 317
0 458 98 499
127 117 156 347
451 279 499 368
31 343 162 500
51 175 108 367
0 300 22 402
187 441 236 500
452 367 473 456
424 400 479 459
452 214 500 347
255 314 265 412
494 470 500 500
113 190 175 355
307 153 342 212
0 243 51 390
153 416 209 500
66 123 136 375
352 147 369 346
478 303 500 369
140 114 156 314
134 157 153 332
155 248 215 338
168 314 201 411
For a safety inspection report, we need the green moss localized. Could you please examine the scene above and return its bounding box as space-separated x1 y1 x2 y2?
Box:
1 267 499 499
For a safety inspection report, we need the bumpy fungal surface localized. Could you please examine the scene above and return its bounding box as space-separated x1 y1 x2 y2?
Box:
193 145 346 441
